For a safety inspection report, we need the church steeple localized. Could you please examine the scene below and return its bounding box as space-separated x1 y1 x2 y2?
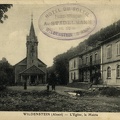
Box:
29 14 37 42
26 15 38 68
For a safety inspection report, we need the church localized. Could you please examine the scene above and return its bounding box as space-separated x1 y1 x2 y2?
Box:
15 17 47 85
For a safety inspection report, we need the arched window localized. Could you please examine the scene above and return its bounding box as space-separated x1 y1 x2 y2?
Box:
107 67 111 78
117 65 120 78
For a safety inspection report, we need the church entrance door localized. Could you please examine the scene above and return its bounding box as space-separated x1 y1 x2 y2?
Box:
31 75 36 85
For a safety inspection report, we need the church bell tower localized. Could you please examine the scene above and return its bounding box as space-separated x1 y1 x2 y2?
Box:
26 15 38 68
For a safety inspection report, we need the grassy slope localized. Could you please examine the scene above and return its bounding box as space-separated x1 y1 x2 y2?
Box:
0 87 120 112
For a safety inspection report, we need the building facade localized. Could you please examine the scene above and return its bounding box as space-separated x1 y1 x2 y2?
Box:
79 46 101 84
15 18 47 85
69 33 120 86
69 46 101 84
101 34 120 86
69 56 79 83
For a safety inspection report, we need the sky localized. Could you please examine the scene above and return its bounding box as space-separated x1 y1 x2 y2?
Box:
0 3 120 67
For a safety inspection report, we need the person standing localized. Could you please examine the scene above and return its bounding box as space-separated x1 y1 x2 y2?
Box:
46 73 51 91
51 73 56 91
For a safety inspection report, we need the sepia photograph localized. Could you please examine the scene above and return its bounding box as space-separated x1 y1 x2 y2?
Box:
0 1 120 118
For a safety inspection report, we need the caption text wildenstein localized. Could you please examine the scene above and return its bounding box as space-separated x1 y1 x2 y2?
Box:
23 112 98 117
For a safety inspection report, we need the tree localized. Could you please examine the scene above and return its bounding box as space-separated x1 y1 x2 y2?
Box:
0 58 14 86
0 71 7 85
0 4 13 23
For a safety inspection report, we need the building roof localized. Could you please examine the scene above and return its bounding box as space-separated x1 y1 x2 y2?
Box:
29 21 36 41
27 15 38 42
20 65 45 75
14 58 47 67
78 45 100 57
14 58 27 66
100 32 120 45
69 45 101 60
38 58 47 66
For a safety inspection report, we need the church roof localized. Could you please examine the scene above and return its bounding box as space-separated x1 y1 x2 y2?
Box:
20 65 45 75
14 58 27 66
14 58 47 67
38 58 47 66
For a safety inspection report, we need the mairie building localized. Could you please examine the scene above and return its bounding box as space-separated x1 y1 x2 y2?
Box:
15 18 47 85
69 33 120 86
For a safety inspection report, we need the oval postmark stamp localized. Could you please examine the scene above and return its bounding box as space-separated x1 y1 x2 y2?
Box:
38 4 97 40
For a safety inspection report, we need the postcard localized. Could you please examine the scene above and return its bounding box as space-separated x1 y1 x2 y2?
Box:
0 0 120 120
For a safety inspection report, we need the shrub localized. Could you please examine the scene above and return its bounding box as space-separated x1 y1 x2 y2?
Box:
100 87 120 96
0 85 6 91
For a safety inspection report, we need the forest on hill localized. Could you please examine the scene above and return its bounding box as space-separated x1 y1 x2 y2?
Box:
47 19 120 85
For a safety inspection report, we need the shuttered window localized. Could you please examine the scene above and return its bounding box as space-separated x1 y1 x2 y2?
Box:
117 42 120 56
117 65 120 78
107 45 112 59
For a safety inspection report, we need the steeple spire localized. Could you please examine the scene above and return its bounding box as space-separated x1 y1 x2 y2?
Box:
31 13 33 22
29 13 36 41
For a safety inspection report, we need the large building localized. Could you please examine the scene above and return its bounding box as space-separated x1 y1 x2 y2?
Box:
69 45 101 84
101 33 120 86
69 33 120 86
15 17 47 85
